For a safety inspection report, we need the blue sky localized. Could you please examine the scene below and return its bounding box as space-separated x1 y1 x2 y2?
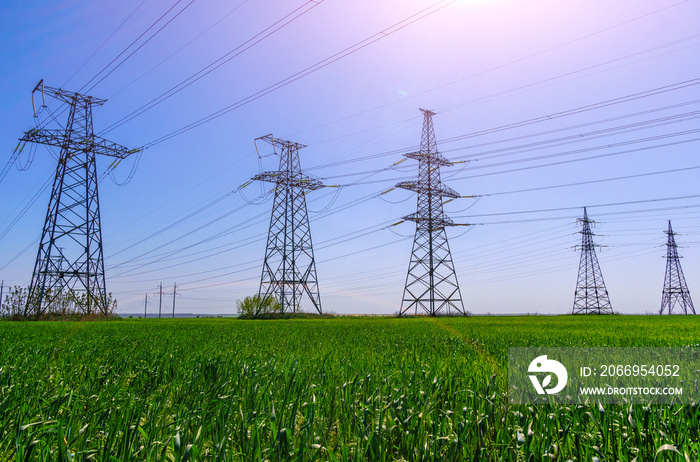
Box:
1 0 699 315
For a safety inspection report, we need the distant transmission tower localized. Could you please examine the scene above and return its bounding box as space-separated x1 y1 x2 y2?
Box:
572 207 613 314
660 221 695 314
396 109 466 316
253 135 324 314
17 80 140 316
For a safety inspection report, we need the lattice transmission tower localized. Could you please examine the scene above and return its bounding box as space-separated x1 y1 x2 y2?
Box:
572 207 613 314
396 109 467 316
252 135 324 314
16 80 140 316
660 221 695 314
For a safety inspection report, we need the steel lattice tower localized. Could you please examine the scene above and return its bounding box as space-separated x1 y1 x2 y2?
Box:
396 109 466 316
660 221 695 314
572 207 613 314
253 135 324 314
17 81 140 316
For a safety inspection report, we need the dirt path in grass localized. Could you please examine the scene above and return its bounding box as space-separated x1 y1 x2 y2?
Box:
426 317 501 373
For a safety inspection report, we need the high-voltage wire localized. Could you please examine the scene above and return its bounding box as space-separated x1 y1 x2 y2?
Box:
351 134 700 187
35 73 700 296
437 32 700 116
139 0 458 148
109 202 265 274
107 0 253 99
442 97 700 156
90 132 700 292
81 0 198 93
474 204 700 226
101 0 326 134
109 184 249 259
288 2 694 142
304 78 700 173
0 238 40 273
482 165 700 198
86 78 700 274
62 0 148 88
446 111 700 163
460 194 700 219
105 169 700 286
311 105 700 184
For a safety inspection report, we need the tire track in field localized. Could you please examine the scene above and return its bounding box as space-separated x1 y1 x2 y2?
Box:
426 317 501 372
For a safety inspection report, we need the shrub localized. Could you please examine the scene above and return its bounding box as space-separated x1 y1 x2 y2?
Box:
1 286 27 318
2 285 117 320
236 294 282 317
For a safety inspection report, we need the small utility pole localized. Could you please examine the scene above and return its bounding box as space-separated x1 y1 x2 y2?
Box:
0 280 5 314
144 293 149 318
158 282 163 318
172 283 177 318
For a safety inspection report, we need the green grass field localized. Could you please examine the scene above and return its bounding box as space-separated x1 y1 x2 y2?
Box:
0 316 699 461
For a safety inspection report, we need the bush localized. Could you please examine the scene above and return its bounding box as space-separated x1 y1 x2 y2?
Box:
2 285 117 320
1 286 27 318
236 294 282 318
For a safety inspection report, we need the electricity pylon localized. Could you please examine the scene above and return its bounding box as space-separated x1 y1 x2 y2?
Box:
253 135 324 314
396 109 466 316
16 80 140 316
572 207 613 314
660 221 695 314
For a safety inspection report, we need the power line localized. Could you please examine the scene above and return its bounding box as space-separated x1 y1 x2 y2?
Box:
473 204 700 226
319 104 700 180
304 77 700 173
100 0 326 134
446 108 700 162
458 194 700 219
105 140 700 282
108 183 249 259
62 0 149 88
437 33 700 117
285 0 692 141
139 0 459 147
107 0 253 99
109 200 260 273
481 165 700 197
94 81 692 272
81 0 198 93
349 133 700 186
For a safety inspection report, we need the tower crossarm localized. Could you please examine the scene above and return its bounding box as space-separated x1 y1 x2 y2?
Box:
395 180 460 198
30 80 107 115
255 134 306 151
43 85 107 107
19 128 141 159
402 213 453 227
404 151 453 166
252 171 325 190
